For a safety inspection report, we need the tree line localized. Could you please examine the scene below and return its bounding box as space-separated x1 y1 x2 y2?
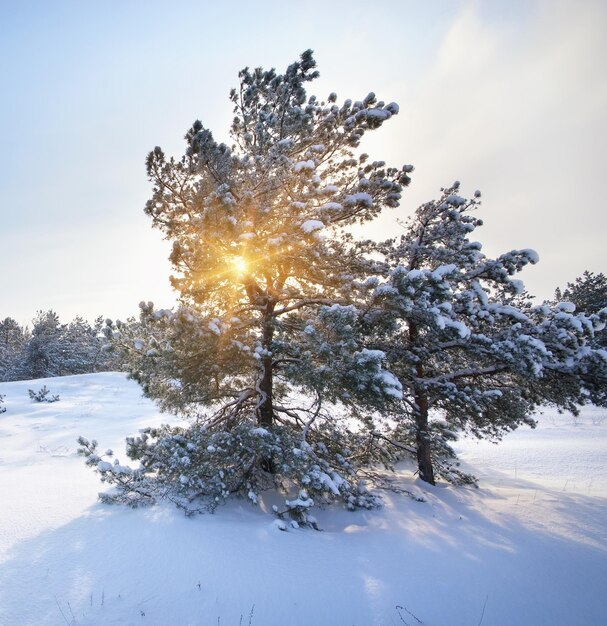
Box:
0 311 120 381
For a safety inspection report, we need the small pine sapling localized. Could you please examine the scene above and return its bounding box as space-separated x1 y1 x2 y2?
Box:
28 385 60 403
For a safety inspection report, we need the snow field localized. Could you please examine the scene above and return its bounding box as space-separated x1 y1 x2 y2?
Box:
0 373 606 625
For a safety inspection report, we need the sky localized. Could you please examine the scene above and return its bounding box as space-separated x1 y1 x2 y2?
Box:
1 0 605 326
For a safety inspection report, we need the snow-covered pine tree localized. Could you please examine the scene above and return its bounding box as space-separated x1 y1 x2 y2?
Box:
16 312 114 380
367 183 607 484
555 271 607 347
82 51 410 516
62 316 113 374
555 271 607 315
20 310 65 379
0 317 28 382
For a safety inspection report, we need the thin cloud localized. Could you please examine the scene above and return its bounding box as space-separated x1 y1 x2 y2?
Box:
370 0 607 300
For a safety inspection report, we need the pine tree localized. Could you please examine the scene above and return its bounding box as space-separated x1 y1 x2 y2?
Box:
555 271 607 348
28 385 60 402
82 51 410 516
368 184 607 484
62 316 113 374
21 310 64 379
137 50 408 421
0 317 28 382
15 312 114 380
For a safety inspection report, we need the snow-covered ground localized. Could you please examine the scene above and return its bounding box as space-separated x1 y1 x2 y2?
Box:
0 373 605 626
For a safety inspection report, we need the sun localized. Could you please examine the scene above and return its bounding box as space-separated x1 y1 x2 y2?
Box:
231 255 248 275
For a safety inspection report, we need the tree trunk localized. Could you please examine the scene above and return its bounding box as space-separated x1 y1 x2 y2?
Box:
409 320 436 485
258 352 274 427
257 307 275 473
257 307 275 428
414 388 435 485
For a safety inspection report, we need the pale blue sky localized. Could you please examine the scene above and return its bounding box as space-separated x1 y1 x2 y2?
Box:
1 0 605 325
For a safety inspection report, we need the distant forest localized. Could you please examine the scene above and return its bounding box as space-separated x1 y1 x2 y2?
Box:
0 311 122 381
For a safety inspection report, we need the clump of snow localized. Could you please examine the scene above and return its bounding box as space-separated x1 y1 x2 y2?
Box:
510 279 525 294
446 194 466 207
320 185 339 194
285 494 314 509
378 370 403 399
366 108 391 121
208 320 221 335
320 202 343 211
301 219 324 234
344 192 373 207
374 283 398 297
293 159 315 173
521 248 540 264
432 263 458 279
446 319 471 339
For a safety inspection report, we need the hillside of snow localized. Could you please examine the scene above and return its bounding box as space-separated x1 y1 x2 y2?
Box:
0 373 606 625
